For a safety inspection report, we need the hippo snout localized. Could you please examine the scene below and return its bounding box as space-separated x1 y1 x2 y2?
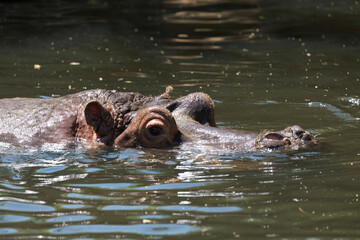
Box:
282 125 315 143
255 125 316 150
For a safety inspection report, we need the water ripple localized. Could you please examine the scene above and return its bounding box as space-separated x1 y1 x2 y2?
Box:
158 205 242 213
134 181 215 190
101 205 149 211
45 215 94 223
307 102 360 122
68 183 136 190
0 214 30 223
0 201 54 212
164 9 259 25
0 228 17 235
49 224 200 235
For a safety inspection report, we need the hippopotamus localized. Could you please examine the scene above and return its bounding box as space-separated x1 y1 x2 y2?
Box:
0 87 316 151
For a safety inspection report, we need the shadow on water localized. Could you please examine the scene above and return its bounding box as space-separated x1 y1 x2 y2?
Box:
0 0 359 239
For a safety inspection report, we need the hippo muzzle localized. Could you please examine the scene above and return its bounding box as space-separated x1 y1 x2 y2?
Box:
255 125 316 150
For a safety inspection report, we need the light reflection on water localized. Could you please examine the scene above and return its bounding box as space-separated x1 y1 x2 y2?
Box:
0 144 329 238
0 0 359 238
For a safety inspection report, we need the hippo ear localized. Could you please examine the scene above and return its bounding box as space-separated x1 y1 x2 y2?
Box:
166 92 216 127
84 101 113 133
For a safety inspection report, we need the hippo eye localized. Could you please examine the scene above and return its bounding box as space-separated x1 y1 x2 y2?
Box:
148 126 163 136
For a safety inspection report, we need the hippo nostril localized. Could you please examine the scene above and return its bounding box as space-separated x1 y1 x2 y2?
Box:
295 130 305 139
265 133 284 141
302 132 313 141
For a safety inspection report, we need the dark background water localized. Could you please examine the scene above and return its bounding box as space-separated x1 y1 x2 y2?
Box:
0 0 359 239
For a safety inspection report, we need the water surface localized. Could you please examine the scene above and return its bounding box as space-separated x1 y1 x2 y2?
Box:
0 0 359 239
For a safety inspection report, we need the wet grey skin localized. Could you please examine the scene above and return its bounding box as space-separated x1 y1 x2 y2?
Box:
0 87 316 151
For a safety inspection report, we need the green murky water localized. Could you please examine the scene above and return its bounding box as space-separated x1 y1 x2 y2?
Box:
0 0 359 239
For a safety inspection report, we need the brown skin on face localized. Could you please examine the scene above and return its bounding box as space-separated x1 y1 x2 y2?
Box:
114 106 180 148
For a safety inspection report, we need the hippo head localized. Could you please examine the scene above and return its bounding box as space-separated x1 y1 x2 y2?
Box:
76 100 180 148
255 125 316 150
114 106 180 148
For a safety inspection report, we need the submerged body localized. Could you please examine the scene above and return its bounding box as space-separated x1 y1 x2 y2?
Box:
0 88 316 151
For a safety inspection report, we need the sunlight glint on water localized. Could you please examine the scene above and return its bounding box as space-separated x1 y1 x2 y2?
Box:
0 0 359 239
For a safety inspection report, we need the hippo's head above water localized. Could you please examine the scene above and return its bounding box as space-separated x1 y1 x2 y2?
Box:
72 89 181 148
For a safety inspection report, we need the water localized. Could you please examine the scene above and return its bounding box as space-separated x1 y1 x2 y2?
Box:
0 0 359 239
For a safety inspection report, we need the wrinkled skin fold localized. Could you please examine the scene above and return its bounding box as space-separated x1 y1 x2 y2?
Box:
0 88 316 151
